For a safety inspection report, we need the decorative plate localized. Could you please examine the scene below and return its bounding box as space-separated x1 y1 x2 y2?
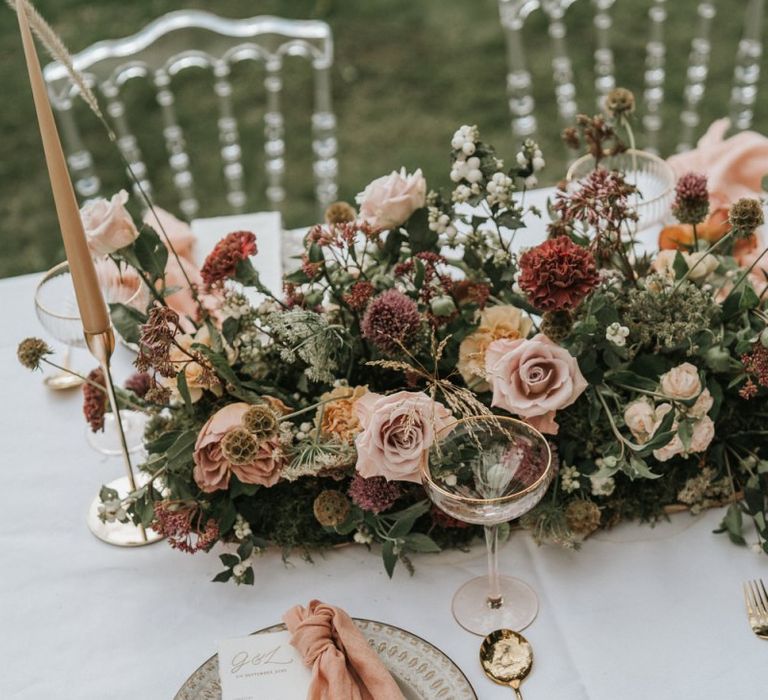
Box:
175 618 477 700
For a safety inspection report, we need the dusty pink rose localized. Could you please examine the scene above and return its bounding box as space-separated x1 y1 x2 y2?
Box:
354 391 453 483
485 334 588 435
80 190 139 255
659 363 702 400
356 168 426 229
193 402 283 493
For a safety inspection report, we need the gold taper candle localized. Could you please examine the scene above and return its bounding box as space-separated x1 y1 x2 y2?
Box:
17 2 110 334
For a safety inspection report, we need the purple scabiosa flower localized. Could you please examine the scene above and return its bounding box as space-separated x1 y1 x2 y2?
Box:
672 172 709 225
348 474 402 514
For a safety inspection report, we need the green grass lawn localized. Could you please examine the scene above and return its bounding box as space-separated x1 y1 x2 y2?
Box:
0 0 760 277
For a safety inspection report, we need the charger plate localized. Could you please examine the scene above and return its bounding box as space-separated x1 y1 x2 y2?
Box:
175 618 476 700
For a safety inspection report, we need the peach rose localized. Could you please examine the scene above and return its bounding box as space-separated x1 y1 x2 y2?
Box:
158 325 222 402
688 388 713 419
623 397 657 444
690 416 715 453
458 305 533 392
81 190 139 255
143 207 196 262
354 391 453 483
659 363 702 400
356 168 426 229
316 385 369 442
485 334 588 435
193 402 284 493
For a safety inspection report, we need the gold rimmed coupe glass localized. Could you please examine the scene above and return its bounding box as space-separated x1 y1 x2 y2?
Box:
34 260 144 388
423 415 554 636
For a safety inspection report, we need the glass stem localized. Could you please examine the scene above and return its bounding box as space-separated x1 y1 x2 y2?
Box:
485 524 503 609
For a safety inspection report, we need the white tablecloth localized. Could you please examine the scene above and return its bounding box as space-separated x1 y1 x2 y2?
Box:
2 215 768 699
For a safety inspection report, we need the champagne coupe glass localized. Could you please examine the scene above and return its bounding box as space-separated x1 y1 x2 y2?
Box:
422 415 554 636
34 260 144 389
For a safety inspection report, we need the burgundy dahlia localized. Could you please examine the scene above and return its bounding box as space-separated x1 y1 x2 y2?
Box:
200 231 257 285
518 236 599 312
361 289 421 354
348 474 402 514
672 172 709 225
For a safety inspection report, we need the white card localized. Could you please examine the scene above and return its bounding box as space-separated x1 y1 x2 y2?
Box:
218 630 312 700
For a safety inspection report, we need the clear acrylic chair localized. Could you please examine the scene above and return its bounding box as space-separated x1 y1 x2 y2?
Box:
43 10 338 219
498 0 765 154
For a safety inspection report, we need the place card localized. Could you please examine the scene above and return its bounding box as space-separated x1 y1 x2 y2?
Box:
218 630 312 700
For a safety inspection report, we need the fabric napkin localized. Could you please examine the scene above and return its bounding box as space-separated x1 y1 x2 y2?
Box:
283 600 405 700
667 117 768 209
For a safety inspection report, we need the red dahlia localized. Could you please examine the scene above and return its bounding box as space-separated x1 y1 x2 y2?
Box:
200 231 257 285
518 236 599 312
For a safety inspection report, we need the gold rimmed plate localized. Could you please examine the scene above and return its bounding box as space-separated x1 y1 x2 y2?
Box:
175 618 477 700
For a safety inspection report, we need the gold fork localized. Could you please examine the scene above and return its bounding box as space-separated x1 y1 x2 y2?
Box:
743 579 768 639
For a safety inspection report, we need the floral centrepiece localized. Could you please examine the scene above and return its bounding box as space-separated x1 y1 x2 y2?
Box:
20 90 768 584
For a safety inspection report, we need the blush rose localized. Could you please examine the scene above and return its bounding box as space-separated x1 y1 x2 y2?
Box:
356 168 427 229
80 190 139 255
354 391 453 483
485 334 588 435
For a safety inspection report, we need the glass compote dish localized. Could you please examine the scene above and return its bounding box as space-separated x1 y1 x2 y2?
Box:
422 415 554 635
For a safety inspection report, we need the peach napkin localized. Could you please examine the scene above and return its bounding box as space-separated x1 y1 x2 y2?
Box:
283 600 405 700
667 117 768 210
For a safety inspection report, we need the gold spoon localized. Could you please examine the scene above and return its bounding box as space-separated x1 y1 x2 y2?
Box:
480 629 533 699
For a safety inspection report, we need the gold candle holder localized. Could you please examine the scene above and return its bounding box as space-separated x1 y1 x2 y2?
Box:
84 328 163 547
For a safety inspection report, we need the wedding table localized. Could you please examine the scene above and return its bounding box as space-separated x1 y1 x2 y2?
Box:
3 190 768 699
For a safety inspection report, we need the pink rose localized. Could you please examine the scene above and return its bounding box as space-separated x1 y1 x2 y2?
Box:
80 190 139 255
485 334 588 435
354 391 453 483
356 168 426 229
659 363 702 400
193 402 284 493
690 416 715 453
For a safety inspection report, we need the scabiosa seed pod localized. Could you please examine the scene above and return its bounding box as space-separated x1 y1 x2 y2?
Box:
17 337 52 370
540 310 574 343
242 404 279 440
671 172 709 226
565 499 602 536
324 201 357 225
361 289 422 354
220 427 260 465
348 474 402 514
313 490 351 527
728 198 764 239
604 87 636 118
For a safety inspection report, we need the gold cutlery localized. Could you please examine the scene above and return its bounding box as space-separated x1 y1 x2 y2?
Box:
743 579 768 640
480 629 533 699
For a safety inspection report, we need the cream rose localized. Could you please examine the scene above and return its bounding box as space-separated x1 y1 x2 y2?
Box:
458 305 532 392
356 168 426 229
485 334 588 435
687 388 713 419
652 250 718 282
623 397 657 444
660 363 702 401
354 391 453 483
81 190 139 255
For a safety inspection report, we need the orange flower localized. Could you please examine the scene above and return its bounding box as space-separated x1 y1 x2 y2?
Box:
316 385 369 442
659 208 730 250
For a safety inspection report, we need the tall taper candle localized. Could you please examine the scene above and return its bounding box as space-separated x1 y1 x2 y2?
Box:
17 2 110 335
